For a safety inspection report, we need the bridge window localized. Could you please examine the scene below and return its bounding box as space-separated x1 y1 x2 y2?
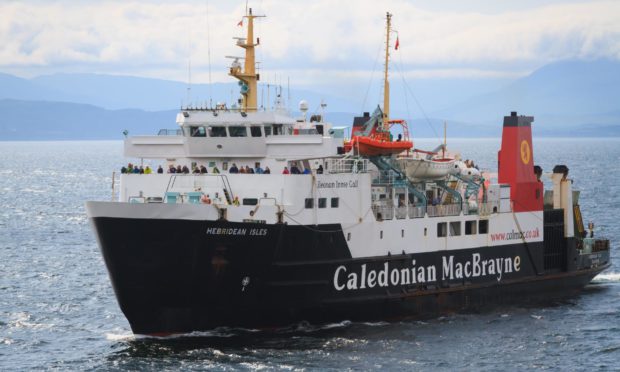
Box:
479 220 489 234
318 198 327 208
264 125 272 136
242 198 258 206
190 126 206 137
465 220 477 235
305 198 314 209
250 126 262 137
208 126 227 137
229 126 247 137
449 221 461 236
437 222 447 237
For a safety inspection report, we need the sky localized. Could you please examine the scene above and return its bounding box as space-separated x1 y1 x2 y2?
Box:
1 0 619 89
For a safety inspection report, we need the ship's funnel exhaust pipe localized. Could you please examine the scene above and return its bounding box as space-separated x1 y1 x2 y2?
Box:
497 112 543 212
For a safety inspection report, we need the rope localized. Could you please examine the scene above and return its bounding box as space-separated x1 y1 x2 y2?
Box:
395 48 442 144
361 42 384 112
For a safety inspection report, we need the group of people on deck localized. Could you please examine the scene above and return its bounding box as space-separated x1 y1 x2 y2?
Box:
228 163 271 174
122 162 324 175
120 163 156 174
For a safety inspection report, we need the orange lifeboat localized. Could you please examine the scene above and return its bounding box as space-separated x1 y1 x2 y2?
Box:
344 119 413 156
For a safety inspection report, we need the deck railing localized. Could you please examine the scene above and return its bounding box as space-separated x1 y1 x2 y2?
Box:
326 158 368 174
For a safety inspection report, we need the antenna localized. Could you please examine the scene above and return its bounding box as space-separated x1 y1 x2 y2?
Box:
287 76 291 113
261 84 265 110
205 0 213 108
187 33 192 106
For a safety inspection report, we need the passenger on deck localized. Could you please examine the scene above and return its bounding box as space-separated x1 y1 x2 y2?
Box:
157 165 163 174
264 166 271 174
121 165 127 174
200 165 208 174
396 134 402 142
139 166 144 174
246 166 254 174
317 165 323 174
255 165 264 174
229 163 239 173
232 196 240 206
168 164 176 173
192 166 200 174
133 166 140 174
212 166 220 174
282 167 290 174
144 166 152 174
182 165 190 174
127 163 134 173
432 196 441 206
176 165 183 173
239 166 247 174
201 194 212 204
303 168 311 174
290 163 301 174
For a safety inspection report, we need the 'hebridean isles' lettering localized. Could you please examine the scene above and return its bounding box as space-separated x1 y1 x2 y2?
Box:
205 227 267 236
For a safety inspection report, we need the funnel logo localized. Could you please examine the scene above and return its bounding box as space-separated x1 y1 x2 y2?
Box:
520 140 531 164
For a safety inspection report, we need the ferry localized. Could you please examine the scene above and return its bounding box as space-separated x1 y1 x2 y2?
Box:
86 10 611 335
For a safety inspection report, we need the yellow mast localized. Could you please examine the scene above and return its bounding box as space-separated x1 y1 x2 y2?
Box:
382 12 392 130
229 8 264 112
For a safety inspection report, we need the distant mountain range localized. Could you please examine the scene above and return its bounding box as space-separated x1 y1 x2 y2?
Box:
0 59 619 140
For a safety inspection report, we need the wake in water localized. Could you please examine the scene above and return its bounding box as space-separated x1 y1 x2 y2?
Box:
593 272 620 283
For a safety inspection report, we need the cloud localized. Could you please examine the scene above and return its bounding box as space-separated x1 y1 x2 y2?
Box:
0 0 618 83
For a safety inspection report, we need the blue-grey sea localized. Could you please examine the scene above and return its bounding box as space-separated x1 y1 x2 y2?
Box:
1 138 619 371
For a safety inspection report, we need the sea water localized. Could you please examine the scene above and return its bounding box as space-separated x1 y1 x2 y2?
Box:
0 138 619 371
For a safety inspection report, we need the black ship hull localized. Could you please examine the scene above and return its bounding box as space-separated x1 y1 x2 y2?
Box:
90 216 610 335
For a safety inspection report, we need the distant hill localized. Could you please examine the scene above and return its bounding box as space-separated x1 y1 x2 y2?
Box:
435 59 620 130
0 58 619 139
0 72 357 112
0 99 176 140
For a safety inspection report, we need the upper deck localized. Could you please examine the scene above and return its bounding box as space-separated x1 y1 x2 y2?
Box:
124 109 345 160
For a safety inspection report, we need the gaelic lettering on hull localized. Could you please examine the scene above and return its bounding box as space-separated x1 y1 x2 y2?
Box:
333 253 522 291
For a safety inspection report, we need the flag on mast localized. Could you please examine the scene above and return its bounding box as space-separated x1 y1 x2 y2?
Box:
237 19 243 27
395 36 400 50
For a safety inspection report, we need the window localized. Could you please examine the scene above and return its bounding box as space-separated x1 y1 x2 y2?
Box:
450 221 461 236
465 220 477 235
437 222 447 237
264 125 272 136
305 198 314 208
209 126 227 137
229 126 247 137
318 198 327 208
190 126 206 137
347 232 351 241
331 197 339 208
424 227 427 236
380 230 383 239
479 220 489 234
401 229 404 238
242 198 258 206
250 126 262 137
